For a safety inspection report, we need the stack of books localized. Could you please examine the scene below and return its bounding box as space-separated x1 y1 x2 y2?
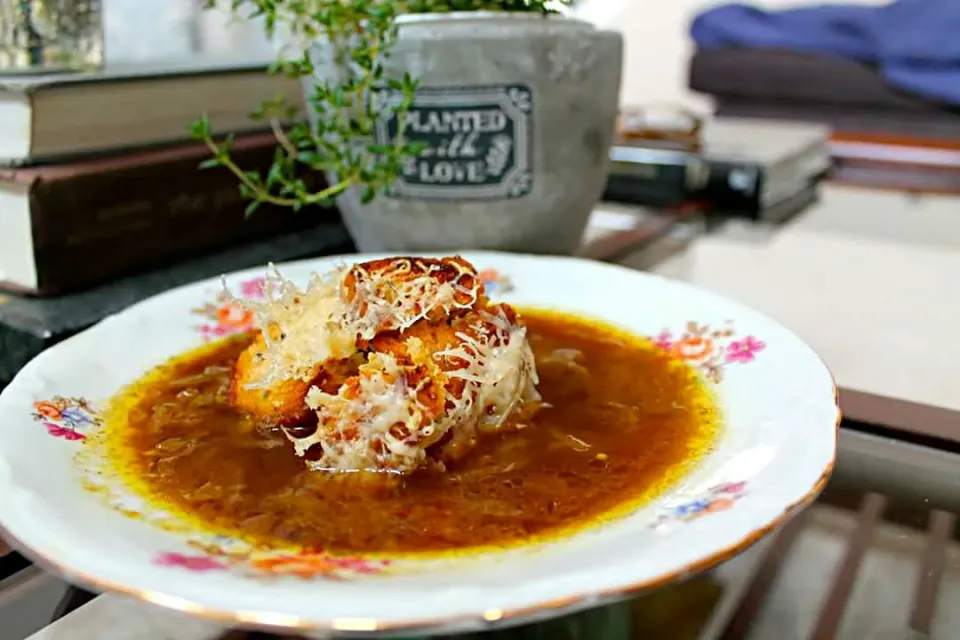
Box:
606 117 830 223
829 132 960 194
0 56 339 296
688 49 960 193
0 56 355 387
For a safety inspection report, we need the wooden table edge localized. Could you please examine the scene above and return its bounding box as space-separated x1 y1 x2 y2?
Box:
839 388 960 445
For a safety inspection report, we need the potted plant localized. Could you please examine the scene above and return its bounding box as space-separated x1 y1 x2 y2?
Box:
191 1 622 255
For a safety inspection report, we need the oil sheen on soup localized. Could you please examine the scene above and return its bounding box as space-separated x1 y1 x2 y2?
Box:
99 309 719 555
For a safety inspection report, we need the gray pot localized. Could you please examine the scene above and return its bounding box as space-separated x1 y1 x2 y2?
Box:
304 12 623 255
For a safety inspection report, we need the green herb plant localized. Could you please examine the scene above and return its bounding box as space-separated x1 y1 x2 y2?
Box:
189 0 571 215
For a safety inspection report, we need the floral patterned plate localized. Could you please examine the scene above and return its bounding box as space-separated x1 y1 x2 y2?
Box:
0 252 838 637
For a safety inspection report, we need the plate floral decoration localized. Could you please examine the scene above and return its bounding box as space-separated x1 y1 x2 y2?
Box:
0 251 838 632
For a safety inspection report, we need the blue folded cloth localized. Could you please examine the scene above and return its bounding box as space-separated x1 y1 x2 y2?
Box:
690 0 960 105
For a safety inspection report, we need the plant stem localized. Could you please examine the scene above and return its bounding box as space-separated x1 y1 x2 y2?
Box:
201 137 354 207
270 118 298 160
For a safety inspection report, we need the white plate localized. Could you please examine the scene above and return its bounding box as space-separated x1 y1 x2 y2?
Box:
0 252 838 636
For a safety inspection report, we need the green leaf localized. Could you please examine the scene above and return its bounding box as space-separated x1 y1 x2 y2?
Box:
187 114 211 139
405 140 429 155
244 199 261 217
360 185 376 204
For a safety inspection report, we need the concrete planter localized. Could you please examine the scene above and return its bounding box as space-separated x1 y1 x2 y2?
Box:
304 12 623 254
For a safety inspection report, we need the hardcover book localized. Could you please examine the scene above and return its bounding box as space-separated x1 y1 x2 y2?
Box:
0 132 332 295
0 56 303 165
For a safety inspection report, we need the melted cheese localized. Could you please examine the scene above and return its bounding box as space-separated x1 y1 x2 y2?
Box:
229 257 539 474
343 257 481 338
435 310 540 423
299 307 540 473
229 258 483 390
303 353 426 472
227 265 354 389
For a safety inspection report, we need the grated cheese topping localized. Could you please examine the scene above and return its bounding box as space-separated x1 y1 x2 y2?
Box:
231 265 354 389
229 256 538 474
229 257 484 390
341 256 482 338
300 306 540 473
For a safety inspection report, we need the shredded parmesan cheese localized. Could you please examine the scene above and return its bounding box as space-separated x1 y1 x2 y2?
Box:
342 256 482 339
227 264 355 389
298 307 540 473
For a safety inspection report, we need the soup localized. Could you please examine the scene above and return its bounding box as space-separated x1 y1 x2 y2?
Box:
97 309 718 555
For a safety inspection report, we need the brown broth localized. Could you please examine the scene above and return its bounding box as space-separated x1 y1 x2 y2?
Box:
99 310 718 555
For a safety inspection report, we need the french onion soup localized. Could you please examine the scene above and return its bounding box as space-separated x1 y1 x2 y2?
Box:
97 256 718 554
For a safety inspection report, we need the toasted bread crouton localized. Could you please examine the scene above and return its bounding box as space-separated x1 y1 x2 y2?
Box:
230 329 364 427
229 331 315 427
225 256 539 474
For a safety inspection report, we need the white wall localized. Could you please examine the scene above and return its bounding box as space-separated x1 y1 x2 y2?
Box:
573 0 891 113
103 0 273 62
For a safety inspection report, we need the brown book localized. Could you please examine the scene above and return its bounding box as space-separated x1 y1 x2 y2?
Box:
0 132 333 296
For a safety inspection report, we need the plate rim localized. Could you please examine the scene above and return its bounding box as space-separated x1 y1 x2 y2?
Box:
0 251 842 635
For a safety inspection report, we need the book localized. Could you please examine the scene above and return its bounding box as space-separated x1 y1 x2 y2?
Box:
696 118 831 214
0 56 303 164
607 118 829 214
830 137 960 169
808 131 960 194
0 132 331 296
714 99 960 142
604 146 710 207
830 160 960 194
707 181 819 225
0 223 354 386
700 110 960 194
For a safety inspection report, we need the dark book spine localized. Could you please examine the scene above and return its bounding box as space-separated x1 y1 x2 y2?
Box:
605 146 709 207
701 161 765 213
26 144 334 295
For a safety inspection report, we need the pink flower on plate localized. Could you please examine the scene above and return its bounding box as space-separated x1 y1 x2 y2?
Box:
239 277 268 300
198 323 236 342
44 423 85 441
711 481 747 495
651 330 674 351
327 556 391 574
724 336 766 364
154 552 227 572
